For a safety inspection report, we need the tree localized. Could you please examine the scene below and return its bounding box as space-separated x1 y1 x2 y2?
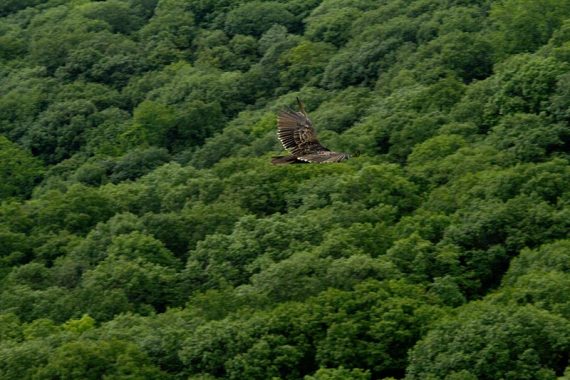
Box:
491 0 570 55
0 136 43 199
490 55 568 116
106 231 180 268
109 147 171 183
77 0 145 35
2 1 570 378
29 184 117 235
305 6 363 46
485 113 566 162
225 2 296 37
279 40 336 88
407 302 570 379
0 0 43 17
313 280 445 378
407 134 467 186
35 339 168 379
78 257 177 320
305 367 371 380
24 99 98 163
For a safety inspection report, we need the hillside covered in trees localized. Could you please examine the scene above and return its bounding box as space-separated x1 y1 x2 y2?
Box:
1 0 570 378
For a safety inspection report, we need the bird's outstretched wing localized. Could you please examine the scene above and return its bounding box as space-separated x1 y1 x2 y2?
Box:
297 151 350 163
277 109 328 156
273 98 349 164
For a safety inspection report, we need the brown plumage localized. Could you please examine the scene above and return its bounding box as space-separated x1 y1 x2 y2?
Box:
271 98 350 164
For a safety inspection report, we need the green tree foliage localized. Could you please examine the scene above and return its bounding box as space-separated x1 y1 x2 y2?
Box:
0 0 570 379
139 0 196 65
77 0 146 35
35 339 168 379
179 279 443 379
225 2 297 37
0 136 43 199
305 367 371 380
279 40 337 88
407 302 570 379
491 0 570 55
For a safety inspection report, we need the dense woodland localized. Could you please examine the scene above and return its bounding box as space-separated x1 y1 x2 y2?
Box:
1 0 570 378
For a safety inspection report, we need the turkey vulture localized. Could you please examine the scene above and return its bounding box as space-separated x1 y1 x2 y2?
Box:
271 98 350 164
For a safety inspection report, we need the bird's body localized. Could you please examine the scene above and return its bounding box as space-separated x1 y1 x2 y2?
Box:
271 98 349 164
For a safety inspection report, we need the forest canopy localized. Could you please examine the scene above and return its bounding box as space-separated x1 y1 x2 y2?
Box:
1 0 570 379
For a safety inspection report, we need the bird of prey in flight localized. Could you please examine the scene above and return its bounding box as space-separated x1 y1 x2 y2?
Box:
271 98 350 164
